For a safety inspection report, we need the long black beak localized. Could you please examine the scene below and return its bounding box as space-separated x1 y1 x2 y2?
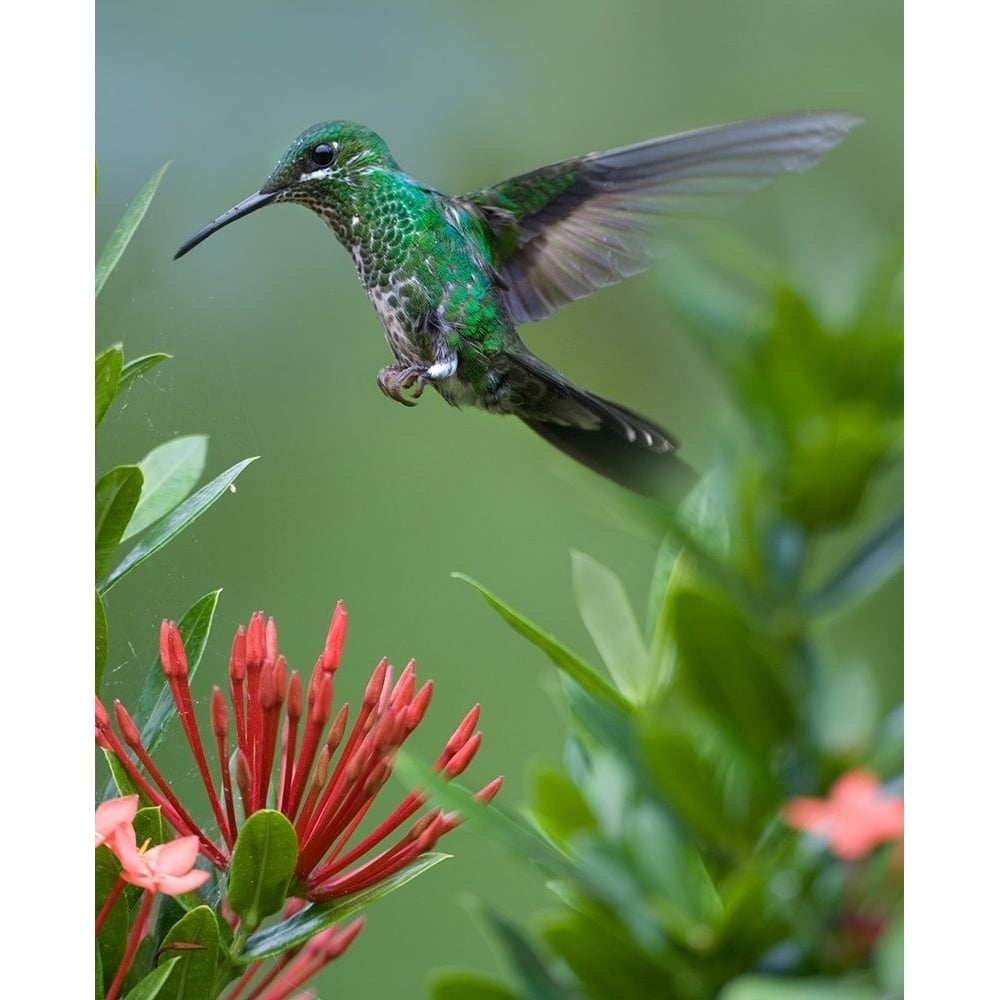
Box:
174 189 279 260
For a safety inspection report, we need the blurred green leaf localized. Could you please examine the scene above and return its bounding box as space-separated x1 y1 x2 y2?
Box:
485 908 568 1000
123 435 209 542
96 162 170 298
96 346 124 428
783 404 891 529
811 660 879 758
243 853 449 960
156 906 220 1000
227 810 298 931
120 352 171 392
718 974 880 1000
572 551 648 703
96 465 144 582
429 972 520 1000
530 766 597 848
640 722 773 853
671 587 796 751
875 905 903 997
454 573 633 714
805 514 903 615
868 706 904 777
123 958 181 1000
99 456 257 594
540 909 673 1000
96 590 108 689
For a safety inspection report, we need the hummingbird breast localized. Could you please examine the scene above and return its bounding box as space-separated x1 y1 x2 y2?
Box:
331 179 513 403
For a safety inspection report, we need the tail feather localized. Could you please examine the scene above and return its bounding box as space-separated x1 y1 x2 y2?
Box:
502 351 698 500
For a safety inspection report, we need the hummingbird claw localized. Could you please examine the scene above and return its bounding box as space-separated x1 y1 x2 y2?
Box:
377 363 427 407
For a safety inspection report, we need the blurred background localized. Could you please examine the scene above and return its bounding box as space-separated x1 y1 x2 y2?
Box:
96 0 901 994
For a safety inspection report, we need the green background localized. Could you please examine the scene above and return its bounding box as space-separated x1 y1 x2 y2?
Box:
96 1 901 995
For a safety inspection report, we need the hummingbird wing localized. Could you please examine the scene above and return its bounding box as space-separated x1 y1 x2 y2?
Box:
465 112 861 324
498 348 698 500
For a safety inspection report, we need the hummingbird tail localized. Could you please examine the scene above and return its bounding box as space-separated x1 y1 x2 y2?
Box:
503 352 698 500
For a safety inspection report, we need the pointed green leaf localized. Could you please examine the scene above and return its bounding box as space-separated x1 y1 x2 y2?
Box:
96 346 124 428
227 810 298 931
120 353 171 392
429 972 520 1000
123 435 209 542
805 513 903 615
123 958 181 1000
96 590 108 690
99 457 257 594
571 551 647 702
96 466 144 582
102 747 140 797
453 573 633 715
242 853 449 960
96 162 170 298
156 906 220 1000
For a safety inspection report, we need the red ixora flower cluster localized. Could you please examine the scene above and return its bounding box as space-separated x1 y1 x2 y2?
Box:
95 602 502 902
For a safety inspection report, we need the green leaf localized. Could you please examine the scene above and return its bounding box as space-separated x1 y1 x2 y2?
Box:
120 353 171 392
96 162 170 298
875 905 903 997
96 346 124 428
718 974 880 1000
571 551 648 703
102 747 140 797
123 958 181 1000
96 590 108 690
540 909 673 1000
123 435 209 542
96 466 144 582
227 810 298 931
671 587 796 751
156 906 220 1000
99 457 257 594
811 660 880 757
243 853 449 960
530 766 597 847
485 908 567 1000
453 573 633 715
429 972 520 1000
805 513 903 615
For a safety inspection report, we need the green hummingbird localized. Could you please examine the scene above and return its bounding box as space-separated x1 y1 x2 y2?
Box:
175 112 859 497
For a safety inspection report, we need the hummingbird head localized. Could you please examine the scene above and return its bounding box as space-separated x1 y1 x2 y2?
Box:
175 121 398 260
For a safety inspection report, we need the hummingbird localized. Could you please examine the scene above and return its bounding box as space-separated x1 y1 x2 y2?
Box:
175 112 859 497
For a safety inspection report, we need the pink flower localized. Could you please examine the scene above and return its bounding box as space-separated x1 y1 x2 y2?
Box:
783 770 904 860
95 795 138 848
110 824 211 896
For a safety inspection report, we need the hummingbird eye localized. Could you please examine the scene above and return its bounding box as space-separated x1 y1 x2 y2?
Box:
310 143 337 167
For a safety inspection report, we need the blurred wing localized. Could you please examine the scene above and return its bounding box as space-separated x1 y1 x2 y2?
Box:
466 112 861 323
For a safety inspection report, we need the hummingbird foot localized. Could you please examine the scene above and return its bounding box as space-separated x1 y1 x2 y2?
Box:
377 362 428 407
